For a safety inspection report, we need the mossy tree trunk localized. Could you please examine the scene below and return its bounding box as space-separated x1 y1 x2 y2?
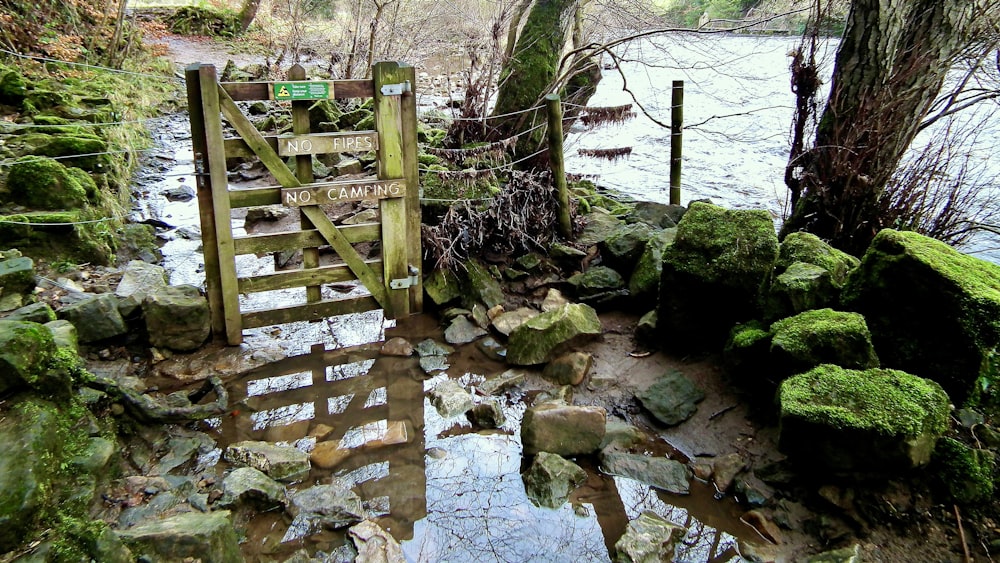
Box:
780 0 992 256
491 0 599 162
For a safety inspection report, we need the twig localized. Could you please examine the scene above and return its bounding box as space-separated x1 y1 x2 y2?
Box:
710 404 737 420
955 504 971 563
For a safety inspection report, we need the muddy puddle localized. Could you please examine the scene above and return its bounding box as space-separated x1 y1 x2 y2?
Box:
132 114 766 561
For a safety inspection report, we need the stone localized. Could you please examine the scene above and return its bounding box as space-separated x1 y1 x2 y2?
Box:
288 482 365 529
70 437 115 472
735 477 772 507
764 261 840 321
143 285 210 352
429 379 474 418
541 288 570 312
217 466 287 508
423 268 463 306
779 365 950 473
0 320 56 395
521 402 606 456
600 420 646 451
549 242 587 261
774 308 878 371
475 336 506 361
577 211 623 247
629 227 677 304
310 440 351 469
516 252 544 271
567 266 627 307
115 260 169 301
468 398 506 428
381 337 414 356
722 321 772 379
461 259 504 308
542 351 592 386
444 315 488 344
522 451 587 508
636 370 705 426
626 201 686 229
506 303 601 365
841 229 1000 404
419 355 449 374
742 509 783 544
535 385 574 405
118 510 243 563
3 301 55 323
349 520 405 563
657 202 779 353
3 157 92 210
599 222 656 273
343 209 378 224
415 338 454 357
471 302 491 328
0 256 35 297
479 369 526 396
491 307 539 336
163 183 196 201
224 441 311 482
711 453 746 493
614 510 686 563
599 452 691 494
44 320 77 355
777 231 859 286
805 544 862 563
59 293 127 343
634 309 658 346
934 437 996 504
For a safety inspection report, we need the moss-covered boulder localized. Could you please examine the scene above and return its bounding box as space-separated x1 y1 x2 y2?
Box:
521 452 588 509
118 510 243 563
933 437 997 504
3 156 94 210
0 320 56 396
599 222 656 274
567 265 627 307
769 309 879 376
58 293 127 343
0 68 28 105
778 231 859 285
33 135 109 172
507 303 601 365
723 320 772 378
142 285 210 352
625 201 685 229
778 365 950 473
764 261 840 321
841 229 1000 405
423 268 462 307
4 301 55 323
460 259 504 309
628 227 677 305
657 202 779 352
0 255 36 297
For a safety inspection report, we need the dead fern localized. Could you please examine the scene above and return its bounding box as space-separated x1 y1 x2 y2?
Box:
577 147 633 162
580 104 636 127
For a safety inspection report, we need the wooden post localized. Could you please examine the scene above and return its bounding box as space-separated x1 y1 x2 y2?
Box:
185 64 226 340
545 94 572 239
199 64 243 345
289 64 321 304
372 61 409 319
398 63 423 313
670 80 683 206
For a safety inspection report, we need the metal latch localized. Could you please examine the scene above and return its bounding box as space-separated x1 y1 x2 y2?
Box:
389 265 420 290
380 81 411 96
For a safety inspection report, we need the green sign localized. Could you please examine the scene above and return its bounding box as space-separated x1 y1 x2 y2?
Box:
271 81 333 100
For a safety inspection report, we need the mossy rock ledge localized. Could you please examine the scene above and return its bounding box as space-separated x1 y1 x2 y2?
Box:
506 303 601 365
657 202 779 352
778 364 950 474
841 229 1000 406
768 308 879 377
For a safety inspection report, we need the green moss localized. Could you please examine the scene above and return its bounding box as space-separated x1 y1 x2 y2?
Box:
167 6 241 37
669 202 779 281
779 364 950 436
729 321 771 349
934 437 996 504
0 211 116 265
769 308 878 369
4 157 91 210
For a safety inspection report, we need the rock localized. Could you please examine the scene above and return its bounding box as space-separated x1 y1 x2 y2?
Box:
343 208 377 224
626 201 686 229
310 439 352 469
614 510 686 563
506 303 601 365
629 227 677 304
475 336 506 361
115 260 169 301
491 307 539 336
567 266 628 307
778 365 950 473
423 268 462 306
549 242 587 261
599 452 691 494
806 544 862 562
599 420 646 451
712 453 746 493
634 309 658 346
415 338 454 357
429 379 474 418
118 510 243 563
521 402 606 456
0 256 35 297
162 183 196 201
444 315 488 344
764 261 840 321
4 301 55 323
577 211 623 247
934 437 995 504
142 285 210 352
734 476 772 507
722 321 772 379
468 398 506 428
419 355 449 374
70 436 115 472
841 229 1000 404
636 370 705 426
778 231 859 286
59 293 127 343
535 385 574 405
381 337 414 356
224 441 311 482
288 482 365 529
542 351 592 386
479 368 526 396
657 202 779 352
742 509 783 544
461 259 504 308
0 320 56 395
522 452 587 508
3 157 93 210
45 319 78 353
541 288 570 312
769 309 880 377
217 467 287 508
600 222 656 274
349 520 405 563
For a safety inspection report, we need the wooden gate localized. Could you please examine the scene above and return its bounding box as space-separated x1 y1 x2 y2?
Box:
185 62 422 345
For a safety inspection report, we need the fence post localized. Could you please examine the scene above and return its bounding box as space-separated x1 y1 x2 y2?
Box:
398 63 422 313
670 80 683 206
288 64 321 304
545 94 572 239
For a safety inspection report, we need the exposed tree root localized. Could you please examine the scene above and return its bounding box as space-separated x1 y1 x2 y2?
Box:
86 375 229 423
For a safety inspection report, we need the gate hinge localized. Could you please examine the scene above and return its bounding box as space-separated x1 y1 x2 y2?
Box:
380 81 411 96
389 265 420 290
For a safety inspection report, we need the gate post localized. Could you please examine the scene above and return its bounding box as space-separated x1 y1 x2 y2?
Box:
288 63 322 304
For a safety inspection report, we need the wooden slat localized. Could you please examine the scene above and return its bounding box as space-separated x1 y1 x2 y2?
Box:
222 79 374 101
237 260 382 293
398 63 423 313
278 131 378 156
229 186 283 208
233 223 380 255
282 179 405 206
200 65 244 345
241 295 380 328
224 136 279 159
217 84 301 189
290 64 321 304
302 206 390 311
373 61 409 318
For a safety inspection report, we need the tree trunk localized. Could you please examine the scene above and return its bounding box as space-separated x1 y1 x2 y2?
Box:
239 0 262 32
781 0 987 255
